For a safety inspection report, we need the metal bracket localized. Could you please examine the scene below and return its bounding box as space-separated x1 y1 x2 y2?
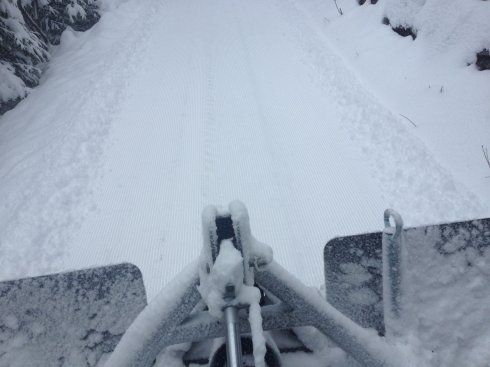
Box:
325 213 490 336
106 202 403 367
382 209 405 335
105 260 402 367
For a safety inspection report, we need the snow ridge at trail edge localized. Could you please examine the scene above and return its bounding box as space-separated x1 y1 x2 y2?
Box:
278 0 485 225
0 0 163 281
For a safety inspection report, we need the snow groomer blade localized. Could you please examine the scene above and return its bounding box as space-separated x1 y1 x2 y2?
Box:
0 263 147 366
324 216 490 336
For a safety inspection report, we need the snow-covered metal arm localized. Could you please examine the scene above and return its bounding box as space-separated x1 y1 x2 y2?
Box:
105 201 408 367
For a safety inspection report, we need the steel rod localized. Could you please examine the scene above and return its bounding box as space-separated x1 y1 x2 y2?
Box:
224 306 242 367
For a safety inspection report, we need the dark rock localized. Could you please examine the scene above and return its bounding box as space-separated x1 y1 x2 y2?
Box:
392 26 417 39
476 49 490 71
0 97 22 117
382 17 417 40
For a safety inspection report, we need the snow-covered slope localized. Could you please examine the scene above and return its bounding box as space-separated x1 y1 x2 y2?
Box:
296 0 490 206
0 0 489 365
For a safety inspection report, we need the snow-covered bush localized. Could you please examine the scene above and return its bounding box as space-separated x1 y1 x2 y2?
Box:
20 0 100 44
0 0 48 110
379 0 490 69
0 0 100 116
477 49 490 71
0 61 27 108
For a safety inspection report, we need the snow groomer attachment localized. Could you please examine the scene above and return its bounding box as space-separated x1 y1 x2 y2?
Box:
0 263 147 366
105 201 406 367
325 210 490 338
0 201 488 366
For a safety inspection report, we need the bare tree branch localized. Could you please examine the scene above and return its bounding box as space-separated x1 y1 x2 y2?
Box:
400 114 416 127
333 0 343 15
483 145 490 171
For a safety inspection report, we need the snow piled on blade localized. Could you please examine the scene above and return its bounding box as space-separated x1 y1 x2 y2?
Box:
0 264 146 367
248 301 266 367
104 260 199 367
401 224 490 367
154 343 191 367
260 261 417 367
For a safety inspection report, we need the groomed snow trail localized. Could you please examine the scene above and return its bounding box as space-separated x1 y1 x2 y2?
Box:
0 0 485 298
0 0 160 280
63 0 389 297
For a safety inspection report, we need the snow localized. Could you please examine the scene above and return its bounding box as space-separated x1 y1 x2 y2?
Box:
66 2 87 23
154 343 190 367
198 238 266 366
400 224 490 367
0 0 48 104
339 261 379 307
229 201 274 273
296 0 490 209
384 0 425 29
104 260 199 367
259 260 413 367
382 209 406 337
248 302 266 367
198 240 247 318
0 62 27 103
0 263 146 367
384 0 490 67
0 0 157 281
0 0 489 365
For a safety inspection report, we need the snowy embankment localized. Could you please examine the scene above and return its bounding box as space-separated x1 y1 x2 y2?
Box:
0 0 159 279
0 0 100 115
283 1 490 366
296 0 490 207
0 0 489 366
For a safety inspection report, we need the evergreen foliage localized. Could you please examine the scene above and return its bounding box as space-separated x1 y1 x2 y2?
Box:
0 0 99 115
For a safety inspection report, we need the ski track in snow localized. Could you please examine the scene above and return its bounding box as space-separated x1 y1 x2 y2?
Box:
0 0 486 301
278 0 485 225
